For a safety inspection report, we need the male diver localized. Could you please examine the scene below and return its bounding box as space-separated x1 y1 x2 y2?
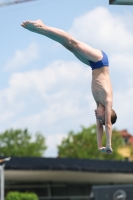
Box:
21 20 117 154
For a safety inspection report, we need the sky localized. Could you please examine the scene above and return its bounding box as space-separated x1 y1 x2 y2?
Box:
0 0 133 157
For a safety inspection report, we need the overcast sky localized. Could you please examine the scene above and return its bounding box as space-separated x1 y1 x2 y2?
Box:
0 0 133 157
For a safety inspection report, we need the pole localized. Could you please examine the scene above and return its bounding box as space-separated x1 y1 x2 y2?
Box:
0 164 4 200
0 165 1 200
0 157 11 200
0 0 37 7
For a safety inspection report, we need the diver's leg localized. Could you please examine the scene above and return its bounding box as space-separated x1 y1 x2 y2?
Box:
21 20 103 63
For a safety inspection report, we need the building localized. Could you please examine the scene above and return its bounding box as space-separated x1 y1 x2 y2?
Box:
119 130 133 145
1 157 133 200
118 130 133 161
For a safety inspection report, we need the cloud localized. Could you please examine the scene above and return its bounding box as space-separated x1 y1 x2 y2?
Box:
45 133 68 157
0 60 93 131
4 43 39 71
68 7 133 54
64 6 133 86
113 88 133 131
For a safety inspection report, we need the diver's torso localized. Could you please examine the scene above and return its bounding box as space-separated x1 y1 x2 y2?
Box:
91 67 113 106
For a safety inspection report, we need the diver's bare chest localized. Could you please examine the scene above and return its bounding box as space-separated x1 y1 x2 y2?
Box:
91 78 111 103
91 86 107 103
91 68 112 103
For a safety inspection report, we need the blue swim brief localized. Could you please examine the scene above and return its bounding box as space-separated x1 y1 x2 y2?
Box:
88 50 109 70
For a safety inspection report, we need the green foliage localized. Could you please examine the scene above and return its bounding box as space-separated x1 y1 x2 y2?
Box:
0 129 47 157
20 192 38 200
130 148 133 156
6 192 38 200
6 192 20 200
57 124 123 160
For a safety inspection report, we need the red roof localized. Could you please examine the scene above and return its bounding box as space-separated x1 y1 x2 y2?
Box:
119 130 131 138
119 129 133 145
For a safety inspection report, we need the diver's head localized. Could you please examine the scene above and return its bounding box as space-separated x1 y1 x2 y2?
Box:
95 106 117 125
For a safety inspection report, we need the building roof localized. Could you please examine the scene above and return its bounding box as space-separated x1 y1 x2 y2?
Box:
119 129 133 145
1 157 133 173
119 130 132 138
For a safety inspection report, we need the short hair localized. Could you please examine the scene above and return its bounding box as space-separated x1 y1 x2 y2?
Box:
111 109 117 124
102 109 117 125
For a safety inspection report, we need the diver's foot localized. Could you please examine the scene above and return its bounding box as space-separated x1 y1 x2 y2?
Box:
21 20 45 33
105 147 113 154
98 147 106 153
99 147 113 154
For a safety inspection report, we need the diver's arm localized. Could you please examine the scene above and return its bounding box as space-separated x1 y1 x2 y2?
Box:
105 101 112 148
96 118 104 149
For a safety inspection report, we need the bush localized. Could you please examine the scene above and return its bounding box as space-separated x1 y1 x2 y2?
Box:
6 192 38 200
6 192 20 200
20 192 38 200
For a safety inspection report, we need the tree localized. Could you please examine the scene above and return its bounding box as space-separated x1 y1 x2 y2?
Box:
57 124 123 160
0 129 47 157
